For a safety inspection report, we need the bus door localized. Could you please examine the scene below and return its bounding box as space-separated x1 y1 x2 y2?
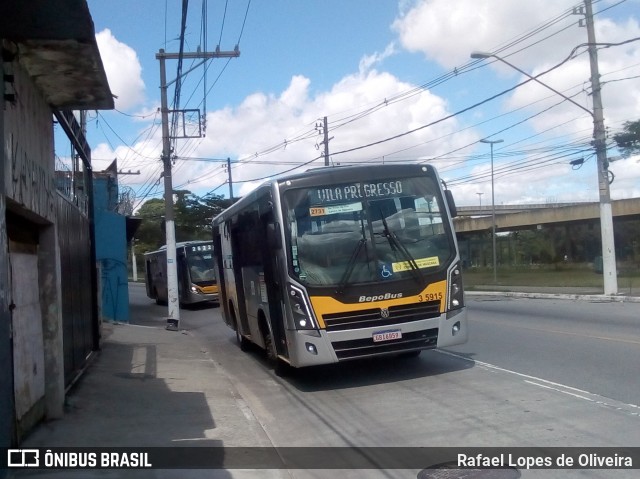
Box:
213 230 230 320
235 208 287 358
230 217 252 337
144 257 154 298
219 220 243 331
259 209 287 358
177 249 189 303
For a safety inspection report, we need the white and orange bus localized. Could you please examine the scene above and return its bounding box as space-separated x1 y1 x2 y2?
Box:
144 240 219 305
212 164 467 373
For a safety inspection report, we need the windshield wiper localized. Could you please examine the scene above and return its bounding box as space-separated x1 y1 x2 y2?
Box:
379 212 424 284
336 238 367 295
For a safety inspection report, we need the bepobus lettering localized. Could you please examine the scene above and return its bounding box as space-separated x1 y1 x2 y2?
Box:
358 292 403 302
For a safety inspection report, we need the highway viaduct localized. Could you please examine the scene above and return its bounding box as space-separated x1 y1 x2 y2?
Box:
453 197 640 233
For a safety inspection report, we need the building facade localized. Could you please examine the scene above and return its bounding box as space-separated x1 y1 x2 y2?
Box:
1 0 114 458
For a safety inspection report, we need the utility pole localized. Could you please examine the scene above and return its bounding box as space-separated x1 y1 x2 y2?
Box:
227 157 233 200
323 116 329 166
480 138 503 284
157 46 240 331
131 240 138 282
158 50 180 331
316 116 332 166
584 0 618 295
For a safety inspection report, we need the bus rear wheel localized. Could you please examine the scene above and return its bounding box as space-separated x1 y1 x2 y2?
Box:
230 306 250 352
235 322 250 352
154 288 165 305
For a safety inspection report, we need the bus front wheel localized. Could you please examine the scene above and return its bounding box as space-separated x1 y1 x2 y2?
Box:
263 327 288 377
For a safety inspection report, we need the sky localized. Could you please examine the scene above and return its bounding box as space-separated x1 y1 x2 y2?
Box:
63 0 640 210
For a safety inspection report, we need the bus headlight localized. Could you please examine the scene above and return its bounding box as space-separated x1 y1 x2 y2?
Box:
190 284 199 293
447 263 464 311
287 284 318 330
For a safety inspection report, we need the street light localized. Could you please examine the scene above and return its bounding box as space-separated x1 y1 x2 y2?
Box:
480 138 503 284
471 50 618 295
477 192 483 208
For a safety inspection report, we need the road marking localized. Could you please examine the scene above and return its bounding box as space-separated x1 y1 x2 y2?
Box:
437 350 640 416
472 316 640 345
523 380 596 402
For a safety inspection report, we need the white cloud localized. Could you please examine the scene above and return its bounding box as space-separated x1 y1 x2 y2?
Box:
391 0 640 205
95 29 146 111
102 0 640 209
392 0 583 70
392 0 640 132
359 43 397 74
152 68 476 198
610 155 640 199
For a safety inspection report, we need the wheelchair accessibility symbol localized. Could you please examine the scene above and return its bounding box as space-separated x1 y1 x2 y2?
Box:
380 263 393 279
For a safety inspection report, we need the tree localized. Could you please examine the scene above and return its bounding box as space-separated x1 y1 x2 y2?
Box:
134 198 165 253
613 119 640 157
133 192 234 254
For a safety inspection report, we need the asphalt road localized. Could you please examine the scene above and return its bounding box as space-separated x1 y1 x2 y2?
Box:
447 295 640 405
129 284 640 478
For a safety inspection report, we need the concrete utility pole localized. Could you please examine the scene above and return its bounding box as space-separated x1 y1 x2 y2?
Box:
480 138 503 284
323 116 330 166
584 0 618 295
131 240 138 282
158 50 180 330
470 1 618 294
316 116 332 166
227 157 233 200
157 46 239 331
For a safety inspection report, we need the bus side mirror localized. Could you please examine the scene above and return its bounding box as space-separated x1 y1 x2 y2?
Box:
444 190 458 218
267 223 282 250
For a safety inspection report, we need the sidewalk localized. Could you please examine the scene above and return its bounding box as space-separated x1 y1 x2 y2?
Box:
10 286 639 477
13 321 284 478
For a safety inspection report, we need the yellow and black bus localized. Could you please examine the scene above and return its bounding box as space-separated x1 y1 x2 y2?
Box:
212 164 467 373
144 240 219 305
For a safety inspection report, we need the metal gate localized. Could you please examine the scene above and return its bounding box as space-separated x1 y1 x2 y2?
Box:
57 194 96 386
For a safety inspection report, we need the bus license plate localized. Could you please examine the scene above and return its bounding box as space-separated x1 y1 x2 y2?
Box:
373 329 402 343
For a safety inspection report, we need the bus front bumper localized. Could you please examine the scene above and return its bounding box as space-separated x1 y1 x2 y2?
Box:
288 308 468 367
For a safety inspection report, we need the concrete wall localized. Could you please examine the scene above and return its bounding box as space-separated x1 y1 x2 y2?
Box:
2 56 65 445
4 63 56 221
0 55 15 454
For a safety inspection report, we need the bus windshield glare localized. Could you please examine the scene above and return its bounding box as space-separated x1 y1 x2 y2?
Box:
283 176 454 287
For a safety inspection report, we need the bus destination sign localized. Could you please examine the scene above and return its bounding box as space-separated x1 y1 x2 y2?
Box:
310 180 405 205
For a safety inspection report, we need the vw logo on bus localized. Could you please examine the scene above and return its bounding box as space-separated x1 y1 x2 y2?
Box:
380 307 390 319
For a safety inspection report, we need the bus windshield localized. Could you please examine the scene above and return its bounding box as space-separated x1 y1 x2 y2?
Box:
283 176 454 287
186 245 216 284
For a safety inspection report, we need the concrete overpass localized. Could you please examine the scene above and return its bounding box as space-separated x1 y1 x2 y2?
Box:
457 202 586 216
453 197 640 233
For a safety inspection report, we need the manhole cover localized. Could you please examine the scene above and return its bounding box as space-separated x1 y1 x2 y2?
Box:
418 462 520 479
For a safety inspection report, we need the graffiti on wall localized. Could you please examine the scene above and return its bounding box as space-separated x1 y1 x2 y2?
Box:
8 133 56 221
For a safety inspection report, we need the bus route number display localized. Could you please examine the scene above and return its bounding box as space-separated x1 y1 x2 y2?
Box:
310 180 405 205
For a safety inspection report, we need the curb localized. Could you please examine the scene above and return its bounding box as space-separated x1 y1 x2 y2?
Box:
466 290 640 303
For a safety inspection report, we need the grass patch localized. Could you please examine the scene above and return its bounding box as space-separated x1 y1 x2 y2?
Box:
463 263 640 290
